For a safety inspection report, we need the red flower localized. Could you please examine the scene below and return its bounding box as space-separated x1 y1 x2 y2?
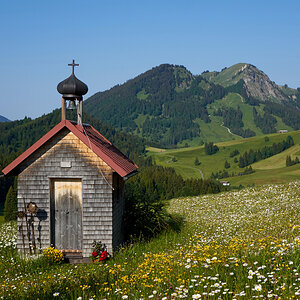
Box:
101 251 108 259
92 251 98 258
99 251 108 261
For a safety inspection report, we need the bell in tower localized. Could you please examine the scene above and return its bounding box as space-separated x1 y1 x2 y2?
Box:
57 59 88 125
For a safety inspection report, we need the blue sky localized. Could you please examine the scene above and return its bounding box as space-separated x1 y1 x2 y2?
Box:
1 0 300 120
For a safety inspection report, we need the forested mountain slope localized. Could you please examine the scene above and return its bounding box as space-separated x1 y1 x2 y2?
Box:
84 63 300 147
85 64 226 146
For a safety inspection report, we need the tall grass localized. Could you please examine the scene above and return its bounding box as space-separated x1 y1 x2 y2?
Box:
0 181 299 299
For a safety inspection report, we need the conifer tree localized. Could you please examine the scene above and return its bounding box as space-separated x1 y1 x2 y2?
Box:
224 160 230 169
4 186 17 222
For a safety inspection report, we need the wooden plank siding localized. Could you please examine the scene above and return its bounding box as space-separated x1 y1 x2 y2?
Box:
17 128 124 257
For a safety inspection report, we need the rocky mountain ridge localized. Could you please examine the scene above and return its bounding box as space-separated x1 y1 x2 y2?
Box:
202 63 289 102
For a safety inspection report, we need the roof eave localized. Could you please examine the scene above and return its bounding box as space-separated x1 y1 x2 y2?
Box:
1 120 138 178
2 120 68 176
123 170 138 181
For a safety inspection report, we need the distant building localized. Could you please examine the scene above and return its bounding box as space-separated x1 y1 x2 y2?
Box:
277 130 288 133
221 181 230 186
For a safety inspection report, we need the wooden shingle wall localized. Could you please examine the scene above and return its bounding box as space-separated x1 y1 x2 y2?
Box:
17 128 119 257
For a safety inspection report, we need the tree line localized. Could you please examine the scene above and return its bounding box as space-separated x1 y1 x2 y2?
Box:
253 107 277 134
238 136 294 168
286 155 299 167
263 101 300 130
204 142 219 155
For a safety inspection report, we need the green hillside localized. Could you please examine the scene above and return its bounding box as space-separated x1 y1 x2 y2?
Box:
253 144 300 169
148 130 300 186
177 92 296 147
202 63 249 87
209 92 264 135
228 163 300 186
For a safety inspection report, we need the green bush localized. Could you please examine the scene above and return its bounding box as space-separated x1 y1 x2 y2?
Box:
123 165 221 239
224 160 230 169
204 142 219 155
4 186 17 222
194 157 201 166
123 197 172 239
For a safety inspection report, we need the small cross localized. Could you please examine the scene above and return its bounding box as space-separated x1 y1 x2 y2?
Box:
68 59 79 75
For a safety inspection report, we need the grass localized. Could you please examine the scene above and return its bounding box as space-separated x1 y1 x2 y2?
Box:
0 181 299 298
195 115 239 143
201 63 249 87
228 163 300 186
146 146 166 153
148 130 300 186
134 114 149 127
136 89 149 100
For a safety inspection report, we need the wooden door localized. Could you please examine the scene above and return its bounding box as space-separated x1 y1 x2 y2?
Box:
51 179 82 250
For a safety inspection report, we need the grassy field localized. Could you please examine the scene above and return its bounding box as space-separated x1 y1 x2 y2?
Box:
253 144 300 169
148 130 300 186
0 181 299 299
195 115 240 144
228 163 300 186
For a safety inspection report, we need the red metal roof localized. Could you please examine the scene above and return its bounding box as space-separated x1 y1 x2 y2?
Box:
2 120 138 178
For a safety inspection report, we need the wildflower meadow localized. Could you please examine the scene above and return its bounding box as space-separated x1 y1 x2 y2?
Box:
0 181 299 299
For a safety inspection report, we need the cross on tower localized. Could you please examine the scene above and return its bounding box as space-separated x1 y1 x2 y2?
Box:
68 59 79 75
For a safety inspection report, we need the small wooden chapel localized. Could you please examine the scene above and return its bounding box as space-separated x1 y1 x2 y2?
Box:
2 60 138 260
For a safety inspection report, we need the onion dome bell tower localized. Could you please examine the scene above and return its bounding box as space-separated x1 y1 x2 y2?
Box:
57 59 88 125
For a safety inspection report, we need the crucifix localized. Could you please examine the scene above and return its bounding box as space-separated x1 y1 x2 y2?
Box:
68 59 79 75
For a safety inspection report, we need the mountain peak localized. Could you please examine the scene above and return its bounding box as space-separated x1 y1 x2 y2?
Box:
202 63 288 102
150 64 194 86
0 115 11 122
